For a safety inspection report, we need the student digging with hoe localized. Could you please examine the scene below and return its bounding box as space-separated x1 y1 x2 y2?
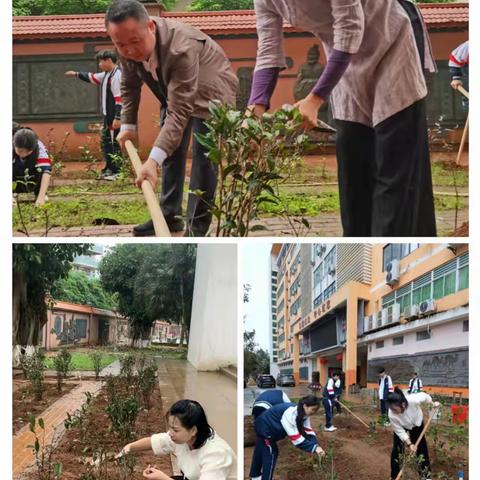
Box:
247 0 437 237
105 0 238 237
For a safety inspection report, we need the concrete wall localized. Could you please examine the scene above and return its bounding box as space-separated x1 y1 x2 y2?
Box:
337 244 372 289
13 26 468 157
188 244 237 370
368 317 468 360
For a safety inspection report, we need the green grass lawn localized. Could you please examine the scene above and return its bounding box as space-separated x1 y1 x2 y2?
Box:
13 197 150 232
44 351 118 371
110 345 188 360
13 157 468 233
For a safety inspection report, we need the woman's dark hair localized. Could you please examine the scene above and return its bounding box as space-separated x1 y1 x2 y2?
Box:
96 49 118 63
386 387 409 410
166 399 214 449
296 395 321 435
14 128 38 151
105 0 150 27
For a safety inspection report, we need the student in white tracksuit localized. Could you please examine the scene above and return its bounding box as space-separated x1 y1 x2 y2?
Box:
407 372 423 394
387 388 440 480
378 367 394 423
449 40 469 109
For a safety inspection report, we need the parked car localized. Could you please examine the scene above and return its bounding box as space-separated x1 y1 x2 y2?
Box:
277 374 295 387
256 374 276 388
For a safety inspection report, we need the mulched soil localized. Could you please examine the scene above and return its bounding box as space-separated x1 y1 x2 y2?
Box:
24 385 172 480
244 408 468 479
13 381 78 435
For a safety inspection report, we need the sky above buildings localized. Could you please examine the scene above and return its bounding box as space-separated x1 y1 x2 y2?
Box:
243 243 271 351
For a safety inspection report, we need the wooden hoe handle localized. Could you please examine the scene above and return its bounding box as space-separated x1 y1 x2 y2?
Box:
125 140 171 237
456 85 469 99
338 401 370 429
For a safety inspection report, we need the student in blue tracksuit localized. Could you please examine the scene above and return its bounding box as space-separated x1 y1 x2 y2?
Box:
252 389 291 419
323 373 341 431
249 395 324 480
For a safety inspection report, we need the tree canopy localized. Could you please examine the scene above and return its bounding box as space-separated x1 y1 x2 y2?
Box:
188 0 253 11
244 329 270 380
51 270 118 311
13 0 179 16
99 244 196 343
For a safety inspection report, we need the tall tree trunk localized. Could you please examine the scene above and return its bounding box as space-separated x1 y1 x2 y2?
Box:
13 275 47 347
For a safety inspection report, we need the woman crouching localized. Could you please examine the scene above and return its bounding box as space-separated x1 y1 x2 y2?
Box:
120 399 236 480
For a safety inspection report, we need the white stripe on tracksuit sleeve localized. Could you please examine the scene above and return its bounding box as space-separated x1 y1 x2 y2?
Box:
280 406 318 453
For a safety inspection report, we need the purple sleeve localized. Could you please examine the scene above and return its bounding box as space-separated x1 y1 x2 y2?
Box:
248 67 280 108
312 49 352 101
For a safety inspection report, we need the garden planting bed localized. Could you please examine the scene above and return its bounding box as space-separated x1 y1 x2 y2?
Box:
244 406 468 479
23 384 171 480
13 381 78 435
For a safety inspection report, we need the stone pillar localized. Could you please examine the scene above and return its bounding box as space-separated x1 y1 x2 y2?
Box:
188 244 237 370
318 356 328 385
293 334 300 383
344 289 358 398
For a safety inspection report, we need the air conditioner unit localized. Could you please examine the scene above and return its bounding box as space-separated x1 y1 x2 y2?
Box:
419 299 436 316
328 266 336 275
403 304 419 320
364 315 374 332
375 309 386 329
385 259 400 286
385 303 401 325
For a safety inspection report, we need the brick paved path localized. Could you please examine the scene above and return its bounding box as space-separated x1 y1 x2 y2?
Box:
15 208 468 237
13 381 101 477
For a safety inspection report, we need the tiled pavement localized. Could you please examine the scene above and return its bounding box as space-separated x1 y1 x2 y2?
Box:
13 381 102 477
14 208 468 238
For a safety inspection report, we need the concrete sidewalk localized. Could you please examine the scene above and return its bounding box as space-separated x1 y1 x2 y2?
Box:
156 359 237 452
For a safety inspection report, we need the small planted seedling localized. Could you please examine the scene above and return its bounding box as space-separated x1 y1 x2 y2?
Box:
194 102 311 237
21 350 46 401
397 451 430 480
311 442 338 480
89 350 104 380
27 415 63 480
53 348 72 392
105 394 140 441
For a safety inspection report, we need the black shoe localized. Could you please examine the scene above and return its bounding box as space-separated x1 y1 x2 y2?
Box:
133 218 185 236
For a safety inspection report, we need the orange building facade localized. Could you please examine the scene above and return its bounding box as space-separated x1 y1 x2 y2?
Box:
271 243 469 399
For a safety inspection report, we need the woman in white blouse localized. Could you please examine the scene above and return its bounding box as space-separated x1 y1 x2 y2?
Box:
120 399 236 480
387 387 440 480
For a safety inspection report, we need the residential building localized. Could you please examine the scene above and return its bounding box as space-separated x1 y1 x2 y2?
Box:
270 244 469 398
72 244 105 278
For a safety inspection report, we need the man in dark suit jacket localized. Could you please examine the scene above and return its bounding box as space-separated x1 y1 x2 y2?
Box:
106 0 238 236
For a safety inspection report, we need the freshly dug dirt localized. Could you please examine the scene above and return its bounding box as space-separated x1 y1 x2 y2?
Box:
13 381 78 435
244 411 468 479
24 386 172 479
